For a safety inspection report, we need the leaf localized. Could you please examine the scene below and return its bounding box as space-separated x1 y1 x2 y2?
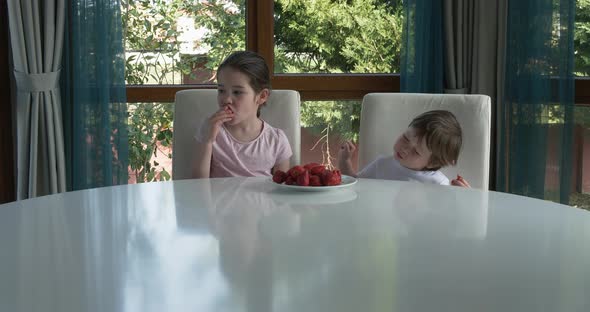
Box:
160 170 171 181
147 171 156 182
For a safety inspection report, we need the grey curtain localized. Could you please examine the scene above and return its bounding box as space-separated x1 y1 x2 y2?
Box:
443 0 507 189
7 0 66 199
443 0 506 100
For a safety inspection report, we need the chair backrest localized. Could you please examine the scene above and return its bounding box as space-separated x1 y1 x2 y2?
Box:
173 89 301 180
359 93 491 189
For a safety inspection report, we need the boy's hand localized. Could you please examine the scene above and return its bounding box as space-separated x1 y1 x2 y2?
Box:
205 106 234 143
338 140 357 177
338 141 356 161
451 175 471 188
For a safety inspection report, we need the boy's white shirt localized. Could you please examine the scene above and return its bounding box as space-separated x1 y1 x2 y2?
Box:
358 155 450 185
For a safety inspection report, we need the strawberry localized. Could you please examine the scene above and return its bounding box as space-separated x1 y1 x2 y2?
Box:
310 165 326 175
272 170 287 184
287 165 306 178
309 174 322 186
322 169 342 186
285 175 296 185
332 169 342 185
296 170 310 186
304 162 322 170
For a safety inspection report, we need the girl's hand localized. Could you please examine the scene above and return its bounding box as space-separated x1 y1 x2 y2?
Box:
451 175 471 188
338 141 356 161
205 106 234 143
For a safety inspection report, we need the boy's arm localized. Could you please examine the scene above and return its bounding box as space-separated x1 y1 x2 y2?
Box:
338 141 357 178
451 175 471 188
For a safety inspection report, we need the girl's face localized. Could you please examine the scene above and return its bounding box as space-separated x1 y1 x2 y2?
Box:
393 127 434 170
216 67 268 126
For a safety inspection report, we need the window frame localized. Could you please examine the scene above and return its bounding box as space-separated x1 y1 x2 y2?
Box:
0 0 14 203
576 79 590 105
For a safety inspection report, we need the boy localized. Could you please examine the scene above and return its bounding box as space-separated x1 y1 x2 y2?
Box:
338 110 470 187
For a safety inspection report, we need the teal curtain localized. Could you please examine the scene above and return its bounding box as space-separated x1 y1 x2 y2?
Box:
62 0 128 190
497 0 574 203
400 0 444 93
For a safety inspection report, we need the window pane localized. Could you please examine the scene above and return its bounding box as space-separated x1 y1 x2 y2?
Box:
571 104 590 210
122 0 246 85
575 0 590 76
301 100 361 171
128 102 174 183
274 0 403 74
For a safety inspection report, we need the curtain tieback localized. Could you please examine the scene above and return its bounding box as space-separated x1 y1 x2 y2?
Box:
14 70 61 93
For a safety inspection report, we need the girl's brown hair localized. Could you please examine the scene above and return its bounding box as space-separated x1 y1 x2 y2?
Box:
217 51 271 117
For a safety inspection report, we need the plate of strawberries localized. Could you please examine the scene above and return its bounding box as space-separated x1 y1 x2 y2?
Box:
271 163 357 191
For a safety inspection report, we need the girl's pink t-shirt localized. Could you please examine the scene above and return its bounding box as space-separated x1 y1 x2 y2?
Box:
195 120 292 177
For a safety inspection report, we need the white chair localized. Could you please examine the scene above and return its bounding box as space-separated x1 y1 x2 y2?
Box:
172 89 301 180
358 93 491 189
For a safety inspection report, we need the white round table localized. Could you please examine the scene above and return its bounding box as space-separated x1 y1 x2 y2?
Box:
1 177 589 312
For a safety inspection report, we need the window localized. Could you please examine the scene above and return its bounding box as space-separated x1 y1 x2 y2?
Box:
570 0 590 209
124 0 400 102
123 0 400 182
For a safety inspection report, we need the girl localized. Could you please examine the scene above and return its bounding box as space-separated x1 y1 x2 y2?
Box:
192 51 292 178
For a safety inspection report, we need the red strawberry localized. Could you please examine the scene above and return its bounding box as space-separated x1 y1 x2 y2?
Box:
310 165 326 175
285 175 296 185
309 174 322 186
321 170 331 186
296 170 310 186
272 170 287 184
322 169 342 186
304 162 322 170
333 169 342 181
287 165 306 178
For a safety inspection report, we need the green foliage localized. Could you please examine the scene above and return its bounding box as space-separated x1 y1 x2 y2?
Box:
576 0 590 75
121 0 245 84
185 0 246 69
128 103 174 182
575 105 590 127
122 0 184 84
301 101 362 142
274 0 402 73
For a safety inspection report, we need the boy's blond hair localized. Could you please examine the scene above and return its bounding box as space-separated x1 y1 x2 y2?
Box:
408 110 462 170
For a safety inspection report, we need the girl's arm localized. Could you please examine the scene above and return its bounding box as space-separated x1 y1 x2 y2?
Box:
192 108 234 179
191 141 213 179
272 159 290 174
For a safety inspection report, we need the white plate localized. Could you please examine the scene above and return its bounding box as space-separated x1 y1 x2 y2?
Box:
269 175 358 192
268 188 358 205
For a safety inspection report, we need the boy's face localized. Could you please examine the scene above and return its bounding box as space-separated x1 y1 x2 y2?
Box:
393 127 434 170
